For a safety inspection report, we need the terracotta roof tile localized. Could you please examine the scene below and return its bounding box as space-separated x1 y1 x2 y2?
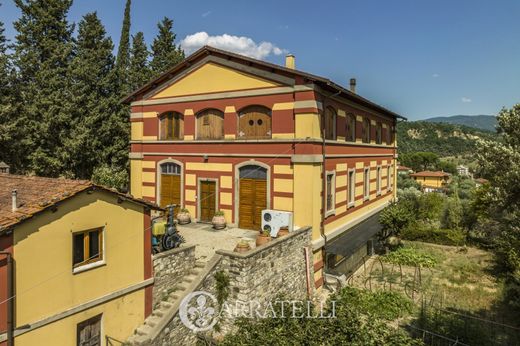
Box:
410 171 451 178
0 174 162 231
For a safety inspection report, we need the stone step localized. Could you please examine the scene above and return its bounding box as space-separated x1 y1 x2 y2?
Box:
145 316 162 328
135 325 153 336
152 309 166 318
194 261 206 268
182 274 198 284
159 301 173 309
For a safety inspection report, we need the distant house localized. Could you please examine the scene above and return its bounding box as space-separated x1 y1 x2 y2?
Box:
397 165 413 175
475 178 489 187
457 165 470 176
0 175 161 346
410 171 450 193
0 162 9 174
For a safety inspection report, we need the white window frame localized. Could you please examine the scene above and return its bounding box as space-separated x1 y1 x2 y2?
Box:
348 168 356 208
387 165 393 191
325 170 336 217
376 165 382 196
363 167 370 201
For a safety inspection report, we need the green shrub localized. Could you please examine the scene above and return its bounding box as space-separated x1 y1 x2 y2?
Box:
402 223 466 246
382 246 438 268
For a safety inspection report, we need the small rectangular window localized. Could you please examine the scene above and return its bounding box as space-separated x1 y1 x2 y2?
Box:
364 168 370 200
387 166 392 190
77 314 102 346
348 169 355 208
376 166 382 195
73 228 103 269
326 171 336 216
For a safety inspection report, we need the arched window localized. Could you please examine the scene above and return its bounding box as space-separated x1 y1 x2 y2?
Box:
161 162 181 175
159 112 183 140
238 106 272 139
362 117 371 143
196 109 224 139
376 122 382 144
346 113 356 142
324 107 336 140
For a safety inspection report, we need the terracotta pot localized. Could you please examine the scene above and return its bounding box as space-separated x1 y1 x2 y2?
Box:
234 241 251 253
177 212 191 225
212 215 226 230
256 234 271 247
277 227 290 237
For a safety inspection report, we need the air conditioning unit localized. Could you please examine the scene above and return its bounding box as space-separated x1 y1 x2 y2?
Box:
261 210 293 237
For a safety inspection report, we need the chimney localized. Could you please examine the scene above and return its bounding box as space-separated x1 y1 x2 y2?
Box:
11 190 17 212
349 78 356 93
285 54 295 69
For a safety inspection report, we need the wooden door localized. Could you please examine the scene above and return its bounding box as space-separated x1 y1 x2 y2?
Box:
77 315 101 346
199 180 216 222
238 106 271 139
239 178 267 230
160 174 181 215
197 109 224 139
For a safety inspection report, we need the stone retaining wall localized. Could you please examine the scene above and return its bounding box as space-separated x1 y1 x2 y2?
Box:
150 227 313 345
152 245 196 307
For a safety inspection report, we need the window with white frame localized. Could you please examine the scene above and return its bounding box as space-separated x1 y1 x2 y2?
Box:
326 171 336 216
388 165 393 190
348 169 355 208
376 166 382 195
73 227 104 271
363 167 370 200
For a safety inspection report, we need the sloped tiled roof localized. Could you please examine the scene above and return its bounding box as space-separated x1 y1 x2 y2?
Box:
410 171 450 178
397 165 413 171
0 174 162 231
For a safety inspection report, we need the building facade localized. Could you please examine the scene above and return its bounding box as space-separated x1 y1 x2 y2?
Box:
410 171 451 192
0 175 159 346
126 46 402 288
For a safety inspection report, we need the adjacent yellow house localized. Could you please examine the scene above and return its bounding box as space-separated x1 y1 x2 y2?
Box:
0 174 161 346
410 171 451 192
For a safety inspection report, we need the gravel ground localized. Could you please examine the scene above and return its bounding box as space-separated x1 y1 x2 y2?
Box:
177 222 258 262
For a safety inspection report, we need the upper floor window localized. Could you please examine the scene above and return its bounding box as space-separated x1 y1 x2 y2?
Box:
376 122 382 144
196 109 224 140
386 124 394 145
73 228 103 270
346 114 356 142
324 107 336 140
362 118 371 143
159 112 183 140
238 106 271 139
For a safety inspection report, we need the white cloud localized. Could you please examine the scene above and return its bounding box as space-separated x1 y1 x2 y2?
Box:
180 32 286 60
432 73 439 78
461 97 472 103
201 11 211 18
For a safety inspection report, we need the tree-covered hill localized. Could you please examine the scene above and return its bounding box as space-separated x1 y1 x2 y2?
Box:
424 115 497 132
397 121 497 157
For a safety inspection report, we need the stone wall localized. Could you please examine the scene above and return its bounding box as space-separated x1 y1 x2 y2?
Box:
152 245 196 307
150 227 312 345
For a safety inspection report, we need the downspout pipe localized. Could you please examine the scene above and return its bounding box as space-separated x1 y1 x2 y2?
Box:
0 251 13 346
321 88 342 271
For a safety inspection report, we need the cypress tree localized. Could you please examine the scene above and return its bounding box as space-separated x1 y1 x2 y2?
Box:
150 17 184 77
12 0 74 176
129 31 151 92
65 12 118 179
115 0 131 94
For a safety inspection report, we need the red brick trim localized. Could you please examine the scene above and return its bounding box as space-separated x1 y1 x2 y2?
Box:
313 260 324 272
314 277 324 289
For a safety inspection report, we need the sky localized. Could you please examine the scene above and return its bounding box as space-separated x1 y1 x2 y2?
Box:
1 0 519 120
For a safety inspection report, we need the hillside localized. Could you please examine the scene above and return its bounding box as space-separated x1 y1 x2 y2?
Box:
397 121 497 157
424 115 497 132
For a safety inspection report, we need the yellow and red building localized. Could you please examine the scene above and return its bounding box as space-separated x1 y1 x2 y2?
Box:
126 46 403 288
0 175 160 345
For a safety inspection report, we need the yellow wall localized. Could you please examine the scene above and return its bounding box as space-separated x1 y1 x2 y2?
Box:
295 112 321 139
152 62 281 99
12 191 146 344
414 176 445 188
130 159 143 198
293 163 322 240
15 290 144 346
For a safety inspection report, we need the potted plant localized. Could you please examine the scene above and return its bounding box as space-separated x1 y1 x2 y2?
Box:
177 208 191 225
277 226 290 237
234 240 251 253
212 210 226 230
256 227 272 246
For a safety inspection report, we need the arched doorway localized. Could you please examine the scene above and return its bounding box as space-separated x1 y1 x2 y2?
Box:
238 165 267 230
159 162 182 215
